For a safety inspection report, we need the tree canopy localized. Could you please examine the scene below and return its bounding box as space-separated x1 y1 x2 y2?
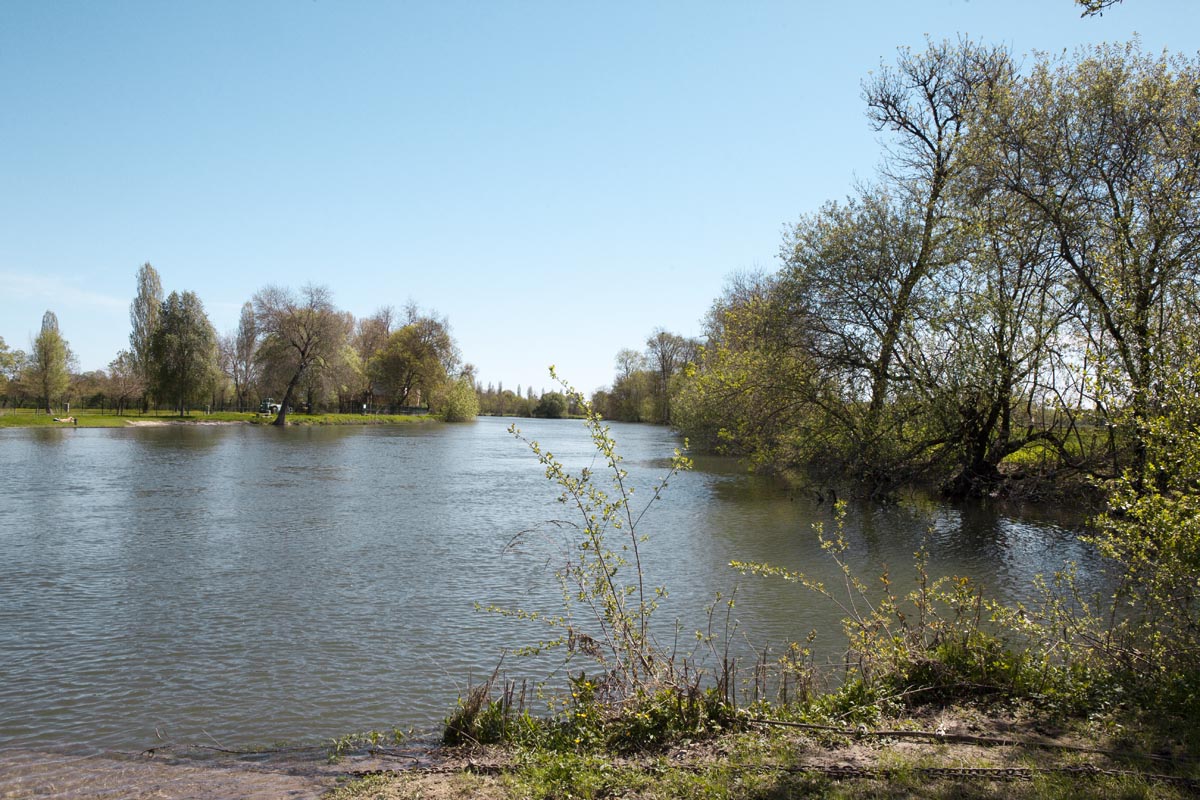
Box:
670 38 1200 500
27 311 71 413
149 291 217 415
254 284 349 425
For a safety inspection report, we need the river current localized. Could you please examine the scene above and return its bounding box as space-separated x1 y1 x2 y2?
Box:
0 416 1102 753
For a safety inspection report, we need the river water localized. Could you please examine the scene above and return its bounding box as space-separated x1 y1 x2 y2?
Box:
0 416 1103 754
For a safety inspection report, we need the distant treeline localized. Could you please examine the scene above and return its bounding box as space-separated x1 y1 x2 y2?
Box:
1 270 479 423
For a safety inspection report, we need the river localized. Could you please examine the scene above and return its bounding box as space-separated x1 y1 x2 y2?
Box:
0 416 1103 754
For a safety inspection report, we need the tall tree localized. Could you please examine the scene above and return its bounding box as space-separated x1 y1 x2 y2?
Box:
368 323 448 410
645 329 697 424
253 284 348 426
980 42 1200 478
603 348 653 422
0 336 20 382
0 338 28 408
129 262 163 405
674 272 829 470
149 291 217 416
917 193 1076 495
107 350 143 416
770 37 1014 493
219 301 258 412
353 306 395 405
28 311 71 413
854 37 1012 419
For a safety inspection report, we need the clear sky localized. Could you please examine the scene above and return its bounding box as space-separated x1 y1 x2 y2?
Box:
1 0 1195 397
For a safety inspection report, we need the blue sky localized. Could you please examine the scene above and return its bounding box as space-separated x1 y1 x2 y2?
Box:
1 0 1195 396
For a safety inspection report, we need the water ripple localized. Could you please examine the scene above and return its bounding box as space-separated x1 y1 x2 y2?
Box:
0 420 1103 752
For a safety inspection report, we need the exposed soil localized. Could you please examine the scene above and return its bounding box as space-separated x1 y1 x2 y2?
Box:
3 710 1193 799
0 744 436 800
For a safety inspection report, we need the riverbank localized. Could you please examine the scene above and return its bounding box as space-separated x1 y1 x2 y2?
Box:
6 703 1194 800
0 409 438 428
23 710 1188 800
327 708 1200 800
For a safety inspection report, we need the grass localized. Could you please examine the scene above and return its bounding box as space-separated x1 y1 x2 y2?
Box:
0 407 437 428
999 425 1115 469
321 712 1200 799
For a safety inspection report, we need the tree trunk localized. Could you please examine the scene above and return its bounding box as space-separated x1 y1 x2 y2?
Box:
273 368 305 426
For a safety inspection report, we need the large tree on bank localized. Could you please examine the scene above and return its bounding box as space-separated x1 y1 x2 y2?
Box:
149 291 217 416
219 301 258 412
129 262 163 408
253 284 348 426
29 310 71 413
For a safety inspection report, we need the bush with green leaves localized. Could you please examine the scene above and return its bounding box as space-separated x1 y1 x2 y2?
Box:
481 369 692 700
438 375 479 422
457 370 738 751
734 502 1093 714
1086 346 1200 700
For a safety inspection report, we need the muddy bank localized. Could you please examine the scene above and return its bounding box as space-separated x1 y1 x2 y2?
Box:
0 743 437 800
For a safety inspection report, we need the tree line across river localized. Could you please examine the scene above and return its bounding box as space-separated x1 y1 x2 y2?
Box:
1 270 488 425
0 264 695 428
5 36 1200 507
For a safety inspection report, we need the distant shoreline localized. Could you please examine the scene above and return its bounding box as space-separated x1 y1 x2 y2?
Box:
0 411 439 429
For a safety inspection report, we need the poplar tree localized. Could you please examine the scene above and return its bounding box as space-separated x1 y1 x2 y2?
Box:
29 311 71 413
129 262 163 407
219 301 258 411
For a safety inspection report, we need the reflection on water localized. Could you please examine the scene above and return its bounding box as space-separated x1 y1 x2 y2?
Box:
0 418 1105 753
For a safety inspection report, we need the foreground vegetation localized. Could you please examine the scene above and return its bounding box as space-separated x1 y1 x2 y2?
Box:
322 369 1200 798
329 702 1200 799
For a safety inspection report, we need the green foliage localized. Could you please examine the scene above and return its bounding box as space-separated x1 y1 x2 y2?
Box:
438 376 480 422
129 262 163 390
734 502 1107 717
149 291 218 416
675 39 1200 501
27 310 71 413
597 332 699 424
327 727 406 762
368 323 447 409
254 284 351 424
1087 345 1200 694
443 681 539 747
486 370 692 696
531 391 567 418
460 370 736 759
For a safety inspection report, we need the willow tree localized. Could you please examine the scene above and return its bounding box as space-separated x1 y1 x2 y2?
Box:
918 193 1076 495
367 315 456 411
28 310 71 413
673 272 833 472
353 306 395 405
253 284 348 425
